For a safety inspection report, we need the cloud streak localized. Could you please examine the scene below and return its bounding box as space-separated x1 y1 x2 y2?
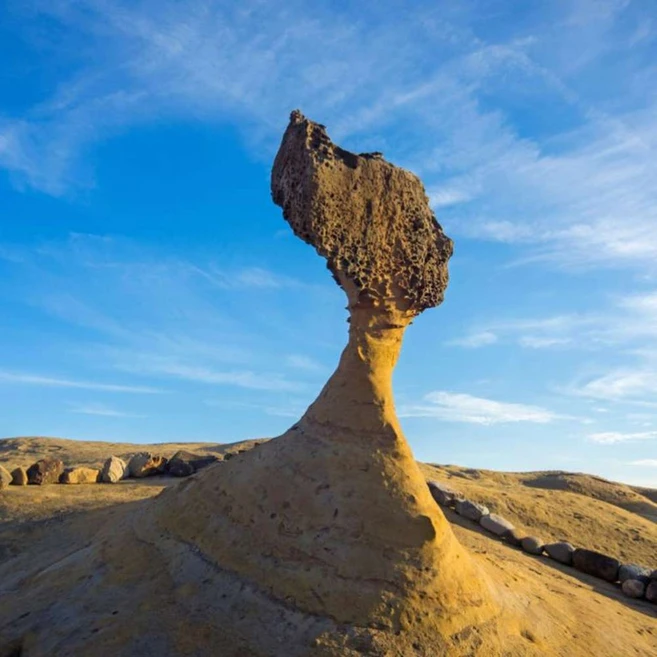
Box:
399 390 563 425
588 431 657 445
69 402 147 417
0 370 164 394
2 1 655 274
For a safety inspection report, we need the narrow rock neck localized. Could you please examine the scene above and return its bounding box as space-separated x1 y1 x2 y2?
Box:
300 308 412 437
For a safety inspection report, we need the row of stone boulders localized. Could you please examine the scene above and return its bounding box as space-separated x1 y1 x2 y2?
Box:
0 450 223 488
427 480 657 605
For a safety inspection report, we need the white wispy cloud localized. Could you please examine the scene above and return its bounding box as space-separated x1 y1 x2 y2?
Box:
2 0 654 275
588 431 657 445
518 336 572 349
285 354 325 372
449 290 657 353
204 398 304 419
629 458 657 466
69 402 146 417
0 233 329 397
446 331 498 348
0 370 163 394
429 187 473 208
447 313 592 350
122 360 305 393
399 390 563 425
190 265 304 290
570 369 657 404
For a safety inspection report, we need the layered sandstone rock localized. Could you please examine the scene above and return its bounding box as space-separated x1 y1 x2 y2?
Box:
149 112 504 648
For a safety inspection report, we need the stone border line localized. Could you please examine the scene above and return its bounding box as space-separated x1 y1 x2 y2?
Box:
428 480 657 605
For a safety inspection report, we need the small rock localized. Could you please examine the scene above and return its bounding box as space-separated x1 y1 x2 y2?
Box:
60 467 100 484
128 453 168 478
480 513 514 537
427 481 459 507
101 456 128 484
167 451 218 477
545 542 575 565
650 570 657 581
521 536 544 555
10 466 28 486
454 499 489 522
27 458 64 485
0 465 12 489
646 580 657 603
504 528 525 547
621 579 646 599
572 549 620 583
618 563 651 583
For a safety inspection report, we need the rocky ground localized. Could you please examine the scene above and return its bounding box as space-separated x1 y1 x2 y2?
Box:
1 436 656 656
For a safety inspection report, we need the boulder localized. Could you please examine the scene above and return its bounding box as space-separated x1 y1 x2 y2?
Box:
646 580 657 603
454 499 489 522
100 456 128 484
167 451 218 477
521 536 544 555
480 513 514 537
128 453 168 478
650 570 657 581
10 466 28 486
545 542 575 565
0 465 12 489
572 549 620 583
504 528 525 547
621 579 646 599
427 481 459 507
27 458 64 485
618 563 651 583
60 467 100 485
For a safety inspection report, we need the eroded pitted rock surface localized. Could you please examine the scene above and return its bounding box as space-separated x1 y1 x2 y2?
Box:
272 110 453 316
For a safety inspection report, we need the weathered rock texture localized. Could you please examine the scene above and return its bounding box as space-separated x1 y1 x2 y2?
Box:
0 465 11 489
150 111 511 651
26 458 64 485
545 542 575 566
271 112 453 316
60 467 100 485
166 450 218 477
573 549 620 583
100 456 128 483
128 453 167 478
10 466 28 486
0 113 544 656
480 513 515 537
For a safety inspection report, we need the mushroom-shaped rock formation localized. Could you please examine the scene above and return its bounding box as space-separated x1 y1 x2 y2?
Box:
1 114 546 657
151 112 504 649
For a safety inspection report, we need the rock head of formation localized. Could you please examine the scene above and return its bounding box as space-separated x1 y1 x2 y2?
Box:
0 113 540 657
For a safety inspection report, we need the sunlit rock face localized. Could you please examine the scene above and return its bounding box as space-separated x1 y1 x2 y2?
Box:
152 111 498 646
2 113 520 657
272 109 453 317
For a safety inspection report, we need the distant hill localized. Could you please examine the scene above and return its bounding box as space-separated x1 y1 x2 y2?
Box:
1 436 656 655
0 435 265 468
420 462 657 566
2 436 657 567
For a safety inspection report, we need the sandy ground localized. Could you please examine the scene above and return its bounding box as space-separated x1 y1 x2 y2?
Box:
1 437 656 656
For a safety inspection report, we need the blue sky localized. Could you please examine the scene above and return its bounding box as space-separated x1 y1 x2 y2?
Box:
2 0 657 485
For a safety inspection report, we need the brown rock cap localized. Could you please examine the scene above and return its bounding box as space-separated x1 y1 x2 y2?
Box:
272 110 453 317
